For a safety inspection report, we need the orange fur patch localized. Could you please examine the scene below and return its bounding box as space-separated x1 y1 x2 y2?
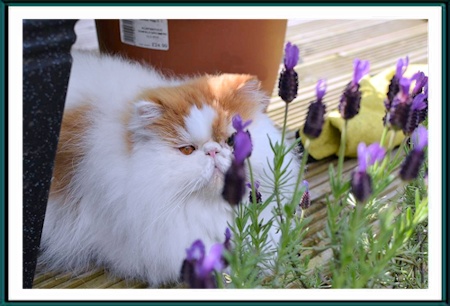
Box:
50 104 92 197
135 74 266 145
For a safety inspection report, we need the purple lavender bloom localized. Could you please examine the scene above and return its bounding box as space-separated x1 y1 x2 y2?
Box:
283 42 300 70
299 180 311 209
351 171 372 203
385 57 409 112
339 59 370 120
232 115 252 132
403 93 428 135
352 58 370 86
386 77 414 131
197 244 225 278
278 42 300 103
400 126 428 181
180 234 229 289
232 115 252 165
316 78 327 102
398 77 413 101
303 79 327 139
222 115 253 205
246 180 262 204
356 142 385 172
185 239 205 262
222 160 246 205
351 142 383 203
411 125 428 150
396 56 409 79
366 143 386 167
224 228 232 251
411 71 428 97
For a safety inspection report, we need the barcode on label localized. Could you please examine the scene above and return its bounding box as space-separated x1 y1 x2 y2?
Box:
119 19 169 51
120 20 136 44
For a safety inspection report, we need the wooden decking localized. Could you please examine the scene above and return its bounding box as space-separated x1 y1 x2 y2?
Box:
33 19 428 288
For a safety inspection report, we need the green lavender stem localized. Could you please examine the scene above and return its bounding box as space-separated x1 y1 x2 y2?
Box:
336 120 348 185
292 138 310 206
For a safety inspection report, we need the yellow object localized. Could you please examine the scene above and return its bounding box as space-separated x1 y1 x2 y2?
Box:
300 64 428 159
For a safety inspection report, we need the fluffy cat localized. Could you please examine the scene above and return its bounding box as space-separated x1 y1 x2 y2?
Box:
39 51 299 287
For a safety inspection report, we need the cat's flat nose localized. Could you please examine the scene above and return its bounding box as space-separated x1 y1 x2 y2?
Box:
206 149 219 157
204 142 221 157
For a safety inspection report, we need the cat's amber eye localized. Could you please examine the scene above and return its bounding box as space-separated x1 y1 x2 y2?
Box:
179 145 196 155
226 133 236 147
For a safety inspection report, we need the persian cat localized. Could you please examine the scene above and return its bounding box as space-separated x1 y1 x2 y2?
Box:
39 51 299 287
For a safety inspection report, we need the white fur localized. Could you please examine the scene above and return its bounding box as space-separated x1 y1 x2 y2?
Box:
40 51 299 287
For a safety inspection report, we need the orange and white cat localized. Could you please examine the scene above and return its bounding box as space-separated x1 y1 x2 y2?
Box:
39 51 299 287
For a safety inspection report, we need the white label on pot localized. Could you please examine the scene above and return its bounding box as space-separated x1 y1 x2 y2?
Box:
119 19 169 50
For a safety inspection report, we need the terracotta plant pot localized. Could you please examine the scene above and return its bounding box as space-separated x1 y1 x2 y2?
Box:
95 19 287 95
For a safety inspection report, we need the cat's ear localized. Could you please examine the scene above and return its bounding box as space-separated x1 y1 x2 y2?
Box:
129 100 163 136
235 75 270 111
211 74 270 111
133 100 162 123
236 76 261 93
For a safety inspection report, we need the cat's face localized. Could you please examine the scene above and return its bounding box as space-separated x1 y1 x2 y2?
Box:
128 74 269 197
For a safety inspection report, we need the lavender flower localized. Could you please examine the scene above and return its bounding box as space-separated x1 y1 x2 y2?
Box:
246 181 262 204
411 71 428 97
278 42 300 103
222 161 246 205
385 57 409 109
339 59 370 120
351 142 385 203
232 115 252 165
303 79 327 139
222 115 252 205
223 227 232 251
180 229 231 289
410 71 428 127
403 93 428 135
352 58 370 86
400 126 428 181
299 180 311 209
385 77 413 131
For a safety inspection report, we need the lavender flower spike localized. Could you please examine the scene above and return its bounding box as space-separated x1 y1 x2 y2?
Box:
411 71 428 97
232 115 252 132
303 79 327 139
385 57 409 110
198 244 225 278
357 143 369 172
339 59 369 120
366 143 386 166
284 42 300 70
352 58 370 86
352 142 376 203
400 126 428 181
316 78 327 102
222 115 252 205
411 125 428 151
232 115 252 165
278 42 300 103
246 180 262 204
180 238 228 289
403 93 428 135
299 180 311 209
395 56 409 79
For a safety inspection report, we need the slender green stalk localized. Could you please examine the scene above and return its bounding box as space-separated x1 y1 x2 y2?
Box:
336 120 348 183
280 103 289 149
292 138 310 206
379 125 389 148
247 159 257 206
